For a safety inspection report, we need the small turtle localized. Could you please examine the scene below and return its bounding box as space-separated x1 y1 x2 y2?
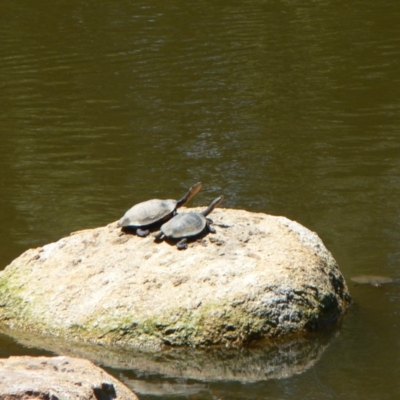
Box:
118 182 202 237
155 195 223 249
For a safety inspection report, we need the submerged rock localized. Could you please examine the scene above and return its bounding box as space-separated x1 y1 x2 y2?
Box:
0 208 351 348
0 355 138 399
350 275 396 287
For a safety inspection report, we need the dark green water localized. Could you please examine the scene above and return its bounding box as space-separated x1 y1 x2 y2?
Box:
1 0 400 398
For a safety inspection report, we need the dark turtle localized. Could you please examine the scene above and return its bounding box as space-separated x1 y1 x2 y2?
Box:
118 182 202 237
155 195 223 249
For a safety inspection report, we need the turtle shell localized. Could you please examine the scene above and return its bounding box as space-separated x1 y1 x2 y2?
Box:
161 212 206 239
118 199 177 227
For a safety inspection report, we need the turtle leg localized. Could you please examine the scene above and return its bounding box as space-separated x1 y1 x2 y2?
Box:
207 222 216 234
176 238 188 250
136 228 150 237
154 231 164 242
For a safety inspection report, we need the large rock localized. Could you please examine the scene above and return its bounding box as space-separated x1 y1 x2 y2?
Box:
0 208 351 348
0 355 138 399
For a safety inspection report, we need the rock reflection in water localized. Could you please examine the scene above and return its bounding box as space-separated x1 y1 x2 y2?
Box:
0 325 338 396
119 378 209 398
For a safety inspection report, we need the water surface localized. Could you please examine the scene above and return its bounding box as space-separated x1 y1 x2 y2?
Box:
1 0 400 398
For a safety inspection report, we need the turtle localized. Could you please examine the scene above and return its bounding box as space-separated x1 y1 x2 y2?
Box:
155 195 223 249
118 182 202 237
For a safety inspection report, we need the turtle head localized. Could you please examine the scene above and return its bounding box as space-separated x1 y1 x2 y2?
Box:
202 195 223 217
177 182 203 207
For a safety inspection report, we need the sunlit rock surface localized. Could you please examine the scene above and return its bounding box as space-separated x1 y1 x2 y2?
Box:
0 208 351 348
0 355 138 399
